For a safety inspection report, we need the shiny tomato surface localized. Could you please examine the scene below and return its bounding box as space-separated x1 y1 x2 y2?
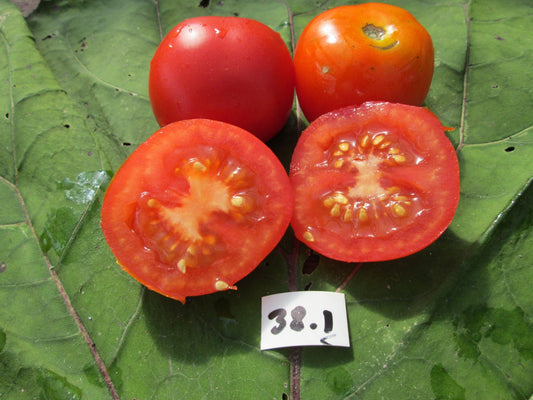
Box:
101 119 293 302
149 16 295 142
290 102 460 262
294 3 434 121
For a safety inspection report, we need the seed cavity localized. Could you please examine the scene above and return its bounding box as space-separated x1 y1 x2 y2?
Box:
320 131 421 229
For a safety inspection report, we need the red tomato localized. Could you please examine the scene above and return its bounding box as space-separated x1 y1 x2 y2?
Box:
294 3 434 121
290 102 460 263
149 16 295 142
101 119 293 302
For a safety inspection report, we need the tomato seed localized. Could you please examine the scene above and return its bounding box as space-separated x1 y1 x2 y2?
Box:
358 207 369 222
330 203 341 217
392 203 407 217
338 142 350 152
392 154 406 163
372 134 386 146
360 134 370 148
378 140 391 149
303 231 315 242
215 280 236 291
231 196 244 207
388 147 400 155
147 198 159 208
177 259 187 273
343 208 353 222
193 161 207 172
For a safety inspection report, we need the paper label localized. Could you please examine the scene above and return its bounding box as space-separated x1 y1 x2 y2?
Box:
261 291 350 350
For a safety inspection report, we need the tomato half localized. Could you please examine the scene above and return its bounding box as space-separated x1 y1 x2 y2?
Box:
290 102 460 263
149 16 295 142
101 119 293 302
294 3 434 122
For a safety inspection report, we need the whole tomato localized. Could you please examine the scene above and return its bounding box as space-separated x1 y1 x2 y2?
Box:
294 3 434 121
149 16 295 142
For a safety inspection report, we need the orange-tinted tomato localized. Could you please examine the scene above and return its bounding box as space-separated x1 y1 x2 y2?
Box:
101 119 293 302
294 3 434 121
290 102 460 262
149 16 295 142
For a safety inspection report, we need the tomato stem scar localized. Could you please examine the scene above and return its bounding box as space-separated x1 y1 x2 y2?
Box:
362 23 386 40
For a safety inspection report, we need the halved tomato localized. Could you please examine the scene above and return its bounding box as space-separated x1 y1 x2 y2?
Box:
290 102 460 263
101 119 293 302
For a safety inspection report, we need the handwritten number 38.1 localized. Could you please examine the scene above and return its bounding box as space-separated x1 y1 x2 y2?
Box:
268 306 333 335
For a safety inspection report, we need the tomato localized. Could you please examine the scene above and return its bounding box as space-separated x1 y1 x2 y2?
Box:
289 102 460 263
101 119 293 302
294 3 434 122
149 16 295 142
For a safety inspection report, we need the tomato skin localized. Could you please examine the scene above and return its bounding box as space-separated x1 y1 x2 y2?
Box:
294 3 434 122
149 16 295 142
101 119 293 302
290 102 460 263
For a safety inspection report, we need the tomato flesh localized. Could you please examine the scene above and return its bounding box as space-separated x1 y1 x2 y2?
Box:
101 119 293 302
290 102 460 262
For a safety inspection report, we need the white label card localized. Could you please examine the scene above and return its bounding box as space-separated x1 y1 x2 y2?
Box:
261 291 350 350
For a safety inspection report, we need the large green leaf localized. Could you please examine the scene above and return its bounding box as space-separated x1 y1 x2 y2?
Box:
1 0 532 399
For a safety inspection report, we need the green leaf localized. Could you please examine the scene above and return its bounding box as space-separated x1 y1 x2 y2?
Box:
1 0 532 399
